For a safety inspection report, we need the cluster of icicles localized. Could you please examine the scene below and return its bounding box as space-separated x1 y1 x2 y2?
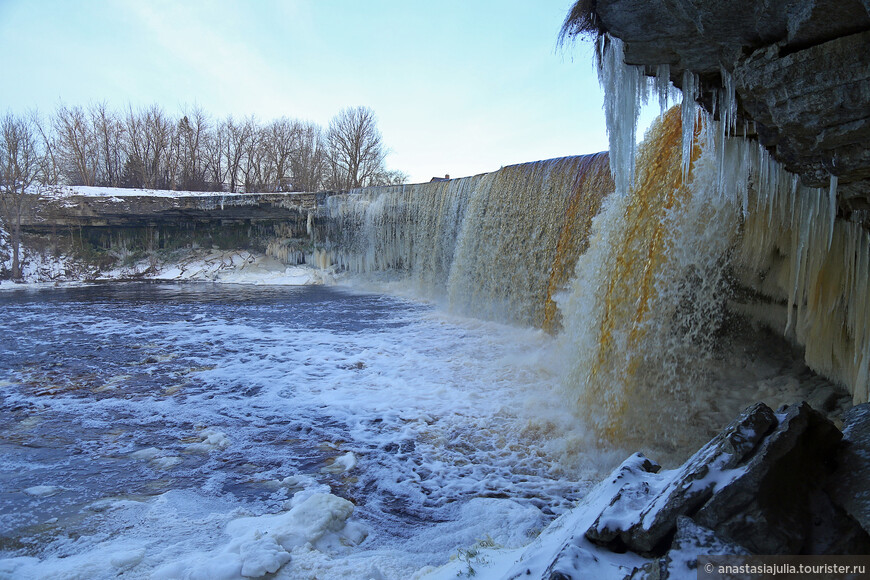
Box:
561 35 869 446
264 212 329 267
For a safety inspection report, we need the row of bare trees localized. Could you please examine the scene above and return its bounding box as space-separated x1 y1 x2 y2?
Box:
1 105 407 279
26 103 407 193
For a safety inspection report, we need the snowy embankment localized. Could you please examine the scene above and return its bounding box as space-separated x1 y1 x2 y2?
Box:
39 184 248 199
3 183 328 286
104 249 331 286
0 245 329 288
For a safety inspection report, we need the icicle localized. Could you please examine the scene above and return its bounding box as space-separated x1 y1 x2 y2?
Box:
827 174 838 250
655 64 672 119
680 70 699 183
720 67 736 134
595 34 647 196
712 68 736 195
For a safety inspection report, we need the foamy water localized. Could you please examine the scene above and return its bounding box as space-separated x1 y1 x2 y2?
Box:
0 282 612 579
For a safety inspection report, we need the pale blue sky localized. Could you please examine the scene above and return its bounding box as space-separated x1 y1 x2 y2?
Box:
0 0 658 184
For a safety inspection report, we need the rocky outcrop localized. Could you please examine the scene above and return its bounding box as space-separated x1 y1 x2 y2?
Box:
586 403 777 553
517 402 870 579
629 517 750 580
828 403 870 533
567 0 870 218
5 191 335 281
20 191 327 232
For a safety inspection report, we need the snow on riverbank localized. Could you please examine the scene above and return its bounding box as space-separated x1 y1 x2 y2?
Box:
0 247 330 289
103 249 331 286
37 185 273 199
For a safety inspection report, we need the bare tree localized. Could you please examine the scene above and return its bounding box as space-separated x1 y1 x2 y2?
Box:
261 117 299 191
203 119 227 191
8 102 404 195
376 168 409 185
121 106 146 188
33 112 60 185
54 104 99 186
291 121 326 192
0 113 43 279
241 120 269 192
223 116 255 193
326 106 387 190
90 102 125 187
178 105 210 191
142 105 172 189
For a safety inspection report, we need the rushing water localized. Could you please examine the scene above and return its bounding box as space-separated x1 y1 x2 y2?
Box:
0 282 607 579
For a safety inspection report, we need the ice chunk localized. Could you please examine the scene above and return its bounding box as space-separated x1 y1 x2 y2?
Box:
152 492 365 580
188 428 231 452
321 451 357 474
23 485 62 497
129 447 162 461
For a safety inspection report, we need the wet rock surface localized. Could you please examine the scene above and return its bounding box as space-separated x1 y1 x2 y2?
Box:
586 402 776 553
580 0 870 212
529 401 870 579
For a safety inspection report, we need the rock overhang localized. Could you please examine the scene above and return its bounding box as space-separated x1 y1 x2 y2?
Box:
566 0 870 220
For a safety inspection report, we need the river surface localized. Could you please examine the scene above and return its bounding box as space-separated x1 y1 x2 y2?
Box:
0 282 602 579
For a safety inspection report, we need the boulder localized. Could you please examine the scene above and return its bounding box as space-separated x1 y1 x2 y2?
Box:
828 403 870 533
693 402 843 554
521 401 870 580
586 402 776 553
628 516 750 580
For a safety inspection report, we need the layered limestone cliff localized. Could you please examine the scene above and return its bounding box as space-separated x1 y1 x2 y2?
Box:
4 191 329 281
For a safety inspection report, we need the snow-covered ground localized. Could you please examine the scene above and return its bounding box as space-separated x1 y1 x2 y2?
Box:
102 249 331 286
37 185 296 199
0 241 329 289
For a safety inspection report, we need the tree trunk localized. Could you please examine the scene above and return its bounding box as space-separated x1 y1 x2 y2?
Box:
11 221 21 280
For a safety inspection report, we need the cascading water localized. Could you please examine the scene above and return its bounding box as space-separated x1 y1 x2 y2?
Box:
558 35 867 449
320 155 613 329
559 106 744 448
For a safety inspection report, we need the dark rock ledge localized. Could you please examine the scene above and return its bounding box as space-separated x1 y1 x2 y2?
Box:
562 0 870 222
506 401 870 579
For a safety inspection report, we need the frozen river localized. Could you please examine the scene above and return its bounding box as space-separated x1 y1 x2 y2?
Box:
0 282 603 579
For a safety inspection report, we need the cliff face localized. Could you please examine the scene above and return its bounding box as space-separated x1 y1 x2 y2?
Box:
583 0 870 220
4 191 330 281
21 192 323 231
565 1 870 405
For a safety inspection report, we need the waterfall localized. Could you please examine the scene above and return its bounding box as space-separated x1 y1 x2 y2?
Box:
320 155 613 329
558 36 869 448
560 107 741 448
